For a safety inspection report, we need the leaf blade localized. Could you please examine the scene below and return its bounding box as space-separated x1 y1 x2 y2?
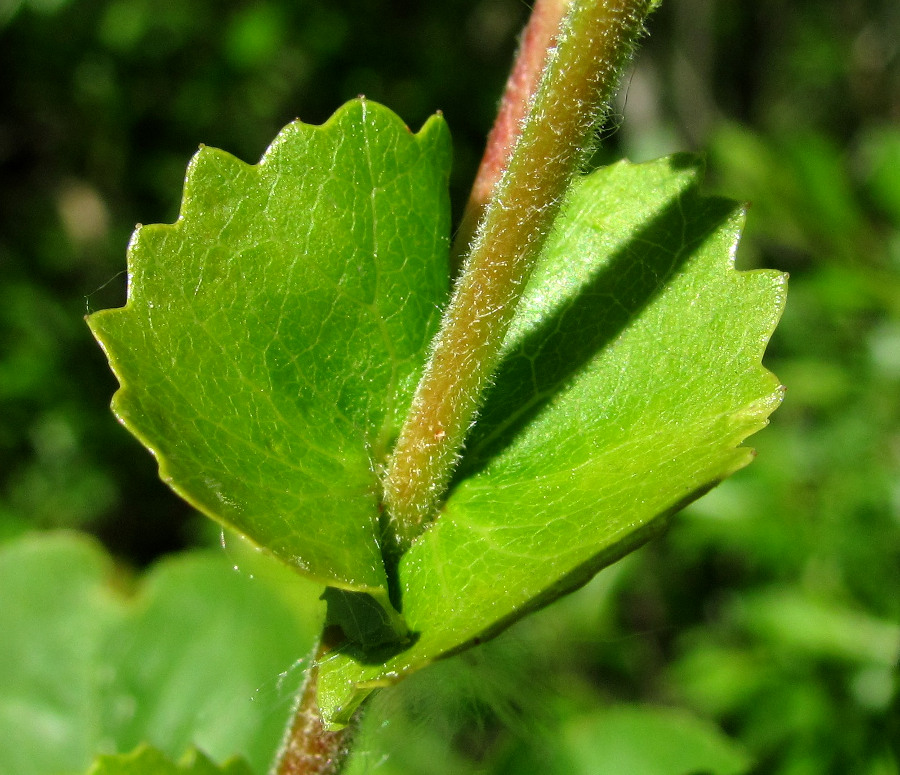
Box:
318 155 786 723
88 100 452 598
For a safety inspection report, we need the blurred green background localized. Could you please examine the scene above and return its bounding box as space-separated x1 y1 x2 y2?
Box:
1 0 898 773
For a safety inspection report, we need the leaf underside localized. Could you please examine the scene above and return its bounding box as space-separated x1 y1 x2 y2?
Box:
87 102 784 728
317 154 786 724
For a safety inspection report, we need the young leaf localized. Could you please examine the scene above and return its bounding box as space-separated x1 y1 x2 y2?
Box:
317 155 786 724
86 745 254 775
87 99 452 618
0 532 320 775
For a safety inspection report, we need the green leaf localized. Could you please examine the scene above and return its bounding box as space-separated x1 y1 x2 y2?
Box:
0 533 120 775
86 745 254 775
0 531 320 775
737 589 900 666
87 99 452 614
859 125 900 226
318 155 786 723
549 705 752 775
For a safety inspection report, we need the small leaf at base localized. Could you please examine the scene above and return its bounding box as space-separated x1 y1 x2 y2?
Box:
86 745 254 775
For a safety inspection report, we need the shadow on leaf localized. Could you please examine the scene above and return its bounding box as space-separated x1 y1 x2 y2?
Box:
454 178 736 483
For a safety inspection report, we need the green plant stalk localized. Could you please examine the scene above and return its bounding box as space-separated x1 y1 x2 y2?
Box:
273 1 654 767
450 0 571 273
384 0 653 554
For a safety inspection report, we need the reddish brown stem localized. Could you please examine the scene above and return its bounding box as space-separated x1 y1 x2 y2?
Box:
273 642 359 775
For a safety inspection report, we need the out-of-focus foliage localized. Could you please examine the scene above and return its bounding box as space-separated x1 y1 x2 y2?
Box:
0 531 320 775
1 0 898 773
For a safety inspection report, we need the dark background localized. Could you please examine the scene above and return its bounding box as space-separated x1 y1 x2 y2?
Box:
1 0 898 772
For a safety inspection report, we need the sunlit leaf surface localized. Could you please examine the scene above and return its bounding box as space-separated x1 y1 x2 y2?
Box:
88 100 451 616
318 156 785 723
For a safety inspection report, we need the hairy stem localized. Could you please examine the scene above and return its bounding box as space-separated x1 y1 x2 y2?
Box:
384 0 653 553
272 641 360 775
451 0 571 273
